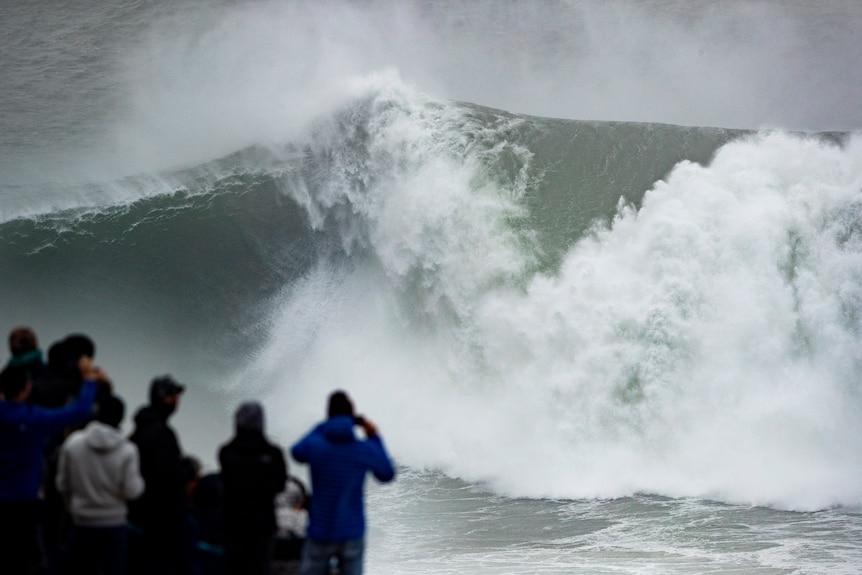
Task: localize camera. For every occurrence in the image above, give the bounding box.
[353,415,366,426]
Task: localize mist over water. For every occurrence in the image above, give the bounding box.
[2,0,860,187]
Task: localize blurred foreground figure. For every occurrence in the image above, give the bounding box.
[128,375,188,575]
[0,359,99,574]
[56,393,144,575]
[219,401,288,575]
[291,391,395,575]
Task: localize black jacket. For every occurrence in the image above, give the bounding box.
[128,404,186,528]
[218,429,288,541]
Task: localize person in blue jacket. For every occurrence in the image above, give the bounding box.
[291,390,395,575]
[0,356,102,574]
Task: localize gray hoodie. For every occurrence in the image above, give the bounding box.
[56,420,145,526]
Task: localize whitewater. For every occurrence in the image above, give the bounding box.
[2,1,862,573]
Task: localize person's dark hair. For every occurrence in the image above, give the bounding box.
[63,334,95,361]
[46,340,67,370]
[46,334,95,378]
[327,390,354,418]
[96,394,125,428]
[8,326,38,357]
[0,364,30,398]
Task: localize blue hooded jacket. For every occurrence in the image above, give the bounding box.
[291,415,395,541]
[0,379,96,501]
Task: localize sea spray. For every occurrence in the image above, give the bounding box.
[257,123,862,510]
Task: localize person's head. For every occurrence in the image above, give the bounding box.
[149,375,185,412]
[96,394,125,428]
[47,334,96,377]
[327,390,354,419]
[8,326,38,358]
[63,334,95,362]
[234,401,265,433]
[46,340,67,371]
[0,364,31,400]
[276,477,308,511]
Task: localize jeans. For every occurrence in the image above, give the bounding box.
[298,537,364,575]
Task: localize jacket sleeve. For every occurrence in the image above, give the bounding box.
[33,379,97,433]
[122,444,146,501]
[290,424,322,463]
[366,435,396,483]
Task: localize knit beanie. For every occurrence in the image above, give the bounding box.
[235,401,264,433]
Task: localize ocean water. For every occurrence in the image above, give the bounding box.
[2,1,862,573]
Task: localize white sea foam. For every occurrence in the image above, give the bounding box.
[255,120,862,511]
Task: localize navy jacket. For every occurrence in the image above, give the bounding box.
[291,415,395,542]
[219,429,288,541]
[0,379,96,501]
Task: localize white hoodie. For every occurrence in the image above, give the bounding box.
[56,420,145,526]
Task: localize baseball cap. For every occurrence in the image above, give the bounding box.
[149,375,185,404]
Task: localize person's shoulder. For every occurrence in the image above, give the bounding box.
[65,426,88,443]
[217,439,233,457]
[265,437,285,453]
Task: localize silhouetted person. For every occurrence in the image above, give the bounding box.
[291,391,395,575]
[128,375,188,575]
[31,334,102,408]
[219,402,288,575]
[0,358,100,574]
[56,393,144,575]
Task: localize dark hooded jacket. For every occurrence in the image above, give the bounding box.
[291,415,395,542]
[128,403,186,528]
[218,429,288,541]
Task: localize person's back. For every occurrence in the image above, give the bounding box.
[290,391,395,575]
[127,375,187,575]
[128,376,185,529]
[0,360,100,574]
[56,393,144,575]
[219,401,288,575]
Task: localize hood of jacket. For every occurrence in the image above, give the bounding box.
[320,415,356,443]
[83,420,125,453]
